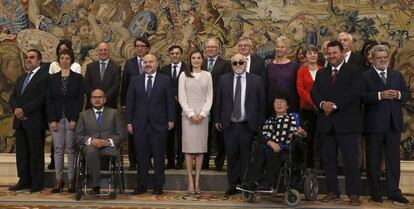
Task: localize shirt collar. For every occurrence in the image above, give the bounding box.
[245,54,251,61]
[332,60,345,71]
[373,66,387,75]
[99,59,109,64]
[208,56,219,61]
[234,72,247,78]
[171,61,182,68]
[146,71,157,78]
[28,66,41,75]
[93,107,104,113]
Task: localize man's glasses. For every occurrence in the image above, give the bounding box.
[232,61,245,66]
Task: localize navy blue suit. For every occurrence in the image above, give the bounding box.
[311,62,363,196]
[126,73,175,189]
[363,68,410,198]
[214,72,266,188]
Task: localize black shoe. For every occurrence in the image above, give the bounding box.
[370,194,383,203]
[166,164,175,169]
[48,161,55,170]
[89,186,100,195]
[257,183,271,191]
[214,166,223,171]
[225,187,239,196]
[152,188,163,195]
[241,182,257,191]
[8,180,30,191]
[175,164,183,170]
[389,195,409,205]
[132,187,147,195]
[202,164,209,170]
[129,165,136,171]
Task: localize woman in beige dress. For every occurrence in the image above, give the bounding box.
[178,50,213,194]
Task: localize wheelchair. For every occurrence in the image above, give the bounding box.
[237,133,319,207]
[74,146,125,200]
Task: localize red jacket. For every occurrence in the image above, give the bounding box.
[296,65,321,110]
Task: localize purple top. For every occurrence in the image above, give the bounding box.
[266,61,299,112]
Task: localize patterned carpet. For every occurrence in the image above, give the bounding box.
[0,187,412,209]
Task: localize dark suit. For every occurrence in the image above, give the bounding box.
[75,108,126,187]
[311,62,363,196]
[363,68,410,198]
[214,72,265,188]
[9,67,48,191]
[347,52,365,70]
[248,55,266,83]
[203,56,232,169]
[160,62,187,167]
[84,60,121,109]
[126,73,175,189]
[121,56,144,168]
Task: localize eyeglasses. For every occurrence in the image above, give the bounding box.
[135,45,147,48]
[232,61,245,66]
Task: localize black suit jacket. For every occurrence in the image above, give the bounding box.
[46,71,85,123]
[214,73,266,131]
[249,55,267,83]
[347,52,365,70]
[84,60,121,108]
[203,56,232,90]
[363,68,410,133]
[160,61,187,96]
[9,67,48,130]
[121,57,142,106]
[311,63,364,133]
[125,73,176,132]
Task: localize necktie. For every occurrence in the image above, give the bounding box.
[96,111,102,128]
[208,59,214,72]
[100,62,106,80]
[172,65,177,80]
[146,75,153,97]
[21,71,33,95]
[380,72,387,85]
[138,58,143,74]
[332,68,338,83]
[233,75,242,120]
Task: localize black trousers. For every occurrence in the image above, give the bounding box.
[166,116,183,166]
[320,132,361,196]
[134,124,167,189]
[300,109,317,168]
[366,131,401,197]
[15,128,45,190]
[127,134,137,167]
[223,123,254,187]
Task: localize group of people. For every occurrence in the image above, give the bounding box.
[8,31,410,206]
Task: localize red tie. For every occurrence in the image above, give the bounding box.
[332,68,338,83]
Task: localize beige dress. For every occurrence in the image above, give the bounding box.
[178,71,213,153]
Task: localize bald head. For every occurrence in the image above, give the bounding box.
[98,42,110,61]
[143,54,158,74]
[231,53,247,75]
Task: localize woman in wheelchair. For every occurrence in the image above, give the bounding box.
[241,93,306,191]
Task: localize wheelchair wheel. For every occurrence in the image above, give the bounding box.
[241,191,255,202]
[109,191,117,199]
[284,189,300,207]
[304,173,318,201]
[75,191,82,201]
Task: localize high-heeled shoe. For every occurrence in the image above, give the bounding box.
[67,179,75,193]
[195,185,201,194]
[51,180,64,193]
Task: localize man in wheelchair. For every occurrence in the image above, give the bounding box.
[241,93,306,191]
[75,89,127,195]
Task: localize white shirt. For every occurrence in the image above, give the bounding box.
[232,72,247,122]
[27,66,41,82]
[171,61,182,78]
[85,107,114,147]
[319,61,345,109]
[145,72,157,91]
[207,56,219,68]
[245,54,251,73]
[344,51,351,63]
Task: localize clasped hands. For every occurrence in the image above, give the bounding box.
[190,115,205,125]
[321,101,336,116]
[380,89,399,100]
[14,108,27,120]
[91,138,111,148]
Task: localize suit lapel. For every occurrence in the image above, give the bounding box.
[246,74,251,99]
[22,69,41,96]
[229,75,235,106]
[87,109,100,131]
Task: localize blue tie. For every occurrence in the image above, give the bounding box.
[96,111,102,128]
[146,75,153,97]
[21,71,33,95]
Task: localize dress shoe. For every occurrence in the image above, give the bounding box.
[175,164,184,170]
[88,186,100,195]
[241,182,257,191]
[51,180,64,193]
[225,187,239,196]
[132,187,147,195]
[48,161,55,170]
[129,165,136,171]
[370,194,383,203]
[8,180,30,191]
[153,188,163,195]
[166,164,175,169]
[67,179,76,193]
[30,188,43,193]
[322,193,340,203]
[389,195,409,205]
[214,166,223,171]
[349,195,361,206]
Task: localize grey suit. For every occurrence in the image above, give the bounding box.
[75,108,127,187]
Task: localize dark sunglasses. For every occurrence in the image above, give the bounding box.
[232,61,245,66]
